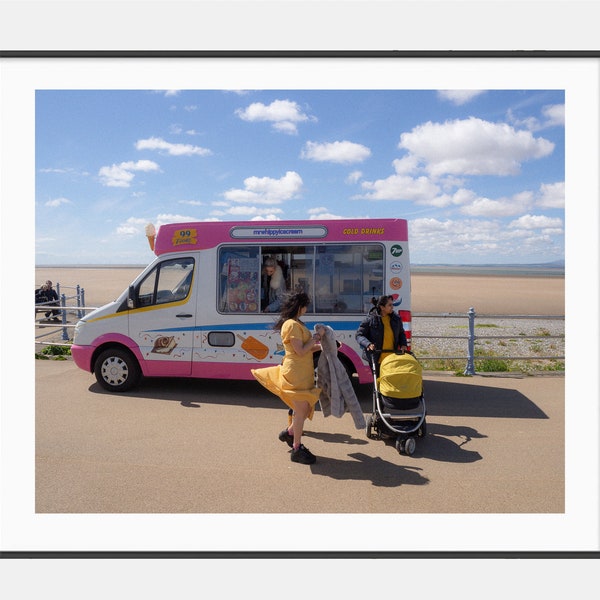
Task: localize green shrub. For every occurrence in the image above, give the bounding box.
[41,344,71,356]
[35,344,72,360]
[476,358,509,372]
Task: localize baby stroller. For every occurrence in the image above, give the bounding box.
[365,350,427,455]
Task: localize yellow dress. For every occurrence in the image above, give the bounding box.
[251,319,321,420]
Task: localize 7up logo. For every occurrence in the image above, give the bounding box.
[390,244,403,257]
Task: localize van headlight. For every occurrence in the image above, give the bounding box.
[73,320,85,340]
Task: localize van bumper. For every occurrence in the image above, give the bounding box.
[71,344,94,372]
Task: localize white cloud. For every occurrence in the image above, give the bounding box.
[541,104,565,127]
[135,137,212,157]
[346,171,362,184]
[235,99,315,135]
[300,140,371,164]
[355,174,441,202]
[250,215,283,221]
[178,200,205,206]
[116,216,148,236]
[309,211,347,220]
[508,214,563,229]
[307,206,345,219]
[45,197,72,207]
[116,213,200,237]
[399,117,555,177]
[507,103,565,132]
[438,90,485,105]
[460,191,535,217]
[392,155,420,175]
[409,216,563,262]
[536,181,564,208]
[98,160,160,187]
[213,206,285,217]
[40,167,73,174]
[154,213,198,226]
[116,225,138,235]
[223,171,303,205]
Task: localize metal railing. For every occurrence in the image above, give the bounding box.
[35,290,565,375]
[35,283,97,346]
[411,307,565,375]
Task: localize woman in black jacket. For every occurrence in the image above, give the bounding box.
[355,295,408,372]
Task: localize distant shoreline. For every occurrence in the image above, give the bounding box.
[35,263,565,278]
[411,266,564,278]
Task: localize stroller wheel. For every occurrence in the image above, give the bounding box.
[366,414,376,439]
[396,437,416,456]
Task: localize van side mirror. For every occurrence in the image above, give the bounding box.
[127,285,136,309]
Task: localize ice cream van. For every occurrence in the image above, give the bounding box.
[71,218,412,392]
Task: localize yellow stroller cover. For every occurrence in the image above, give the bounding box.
[377,353,422,399]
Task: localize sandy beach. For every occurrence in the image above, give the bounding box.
[35,266,565,316]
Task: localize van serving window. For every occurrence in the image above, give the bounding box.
[217,244,384,315]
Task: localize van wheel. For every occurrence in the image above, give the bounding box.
[94,348,141,392]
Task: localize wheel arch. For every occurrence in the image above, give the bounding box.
[91,339,144,375]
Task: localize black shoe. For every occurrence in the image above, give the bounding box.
[278,429,294,448]
[291,444,316,465]
[52,317,60,323]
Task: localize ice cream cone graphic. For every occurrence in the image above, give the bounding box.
[145,223,156,251]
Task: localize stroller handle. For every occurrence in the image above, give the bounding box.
[365,347,411,370]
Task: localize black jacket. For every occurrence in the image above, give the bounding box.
[355,310,408,360]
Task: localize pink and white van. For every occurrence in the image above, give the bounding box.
[71,218,411,391]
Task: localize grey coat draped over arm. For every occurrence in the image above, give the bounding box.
[315,324,366,429]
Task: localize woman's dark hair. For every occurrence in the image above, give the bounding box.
[377,295,392,307]
[273,292,311,330]
[370,294,392,314]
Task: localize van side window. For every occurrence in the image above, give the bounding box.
[217,244,384,315]
[137,258,195,307]
[218,248,260,312]
[314,244,383,313]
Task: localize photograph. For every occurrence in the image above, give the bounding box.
[5,54,592,547]
[1,0,599,594]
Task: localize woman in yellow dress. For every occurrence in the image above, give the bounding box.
[251,292,322,464]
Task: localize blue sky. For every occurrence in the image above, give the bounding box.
[35,88,565,265]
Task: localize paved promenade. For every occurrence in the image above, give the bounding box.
[34,360,564,513]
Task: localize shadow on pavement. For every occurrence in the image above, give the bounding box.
[356,378,550,420]
[304,423,483,465]
[303,430,369,446]
[308,451,430,487]
[423,379,549,419]
[89,377,286,410]
[90,376,549,420]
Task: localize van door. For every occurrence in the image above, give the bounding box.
[128,257,196,377]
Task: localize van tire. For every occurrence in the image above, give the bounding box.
[94,348,141,392]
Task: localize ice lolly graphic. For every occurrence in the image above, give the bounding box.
[145,223,156,251]
[237,334,269,360]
